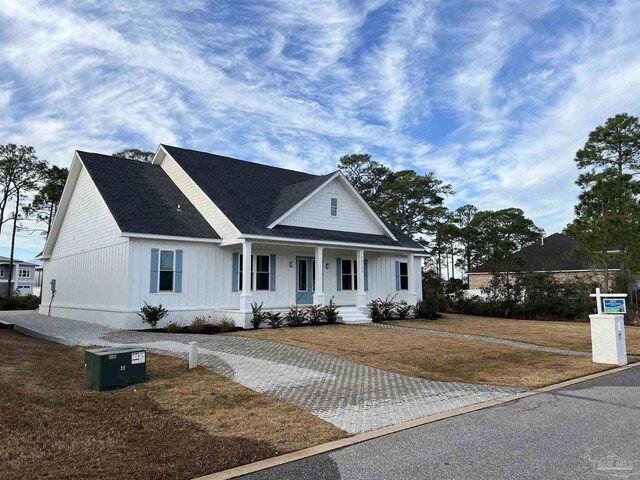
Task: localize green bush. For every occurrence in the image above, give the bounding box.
[414,298,440,319]
[137,302,169,329]
[0,294,40,311]
[367,299,382,322]
[250,302,265,329]
[395,303,413,319]
[325,298,338,324]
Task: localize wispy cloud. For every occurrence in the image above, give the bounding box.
[0,0,638,259]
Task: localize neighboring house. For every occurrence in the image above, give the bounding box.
[39,145,426,329]
[467,233,619,290]
[0,256,37,296]
[29,259,44,297]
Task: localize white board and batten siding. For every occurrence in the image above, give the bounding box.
[279,178,386,235]
[39,167,130,326]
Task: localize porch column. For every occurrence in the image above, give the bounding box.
[313,246,325,305]
[239,241,252,312]
[406,252,418,305]
[356,249,367,307]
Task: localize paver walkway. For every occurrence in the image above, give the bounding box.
[1,311,522,434]
[373,322,592,357]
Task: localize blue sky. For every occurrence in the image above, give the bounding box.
[1,0,639,261]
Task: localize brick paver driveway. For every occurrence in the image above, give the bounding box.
[2,312,522,434]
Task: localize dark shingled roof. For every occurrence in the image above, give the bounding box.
[78,152,219,239]
[469,233,590,273]
[162,145,423,249]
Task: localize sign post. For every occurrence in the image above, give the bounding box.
[589,288,627,366]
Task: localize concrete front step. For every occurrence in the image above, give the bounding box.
[337,307,371,324]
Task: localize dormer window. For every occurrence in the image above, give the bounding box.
[330,197,338,216]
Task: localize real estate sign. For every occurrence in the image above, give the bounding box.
[603,298,626,314]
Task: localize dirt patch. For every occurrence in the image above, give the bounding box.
[0,330,346,480]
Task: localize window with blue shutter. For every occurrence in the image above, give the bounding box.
[232,252,239,292]
[175,250,183,293]
[336,258,342,291]
[395,261,400,291]
[330,197,338,216]
[150,248,159,293]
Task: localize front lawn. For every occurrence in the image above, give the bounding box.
[0,330,346,480]
[385,313,640,356]
[234,324,612,389]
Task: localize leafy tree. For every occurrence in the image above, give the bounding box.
[575,113,639,184]
[23,165,69,236]
[566,113,640,296]
[379,170,453,239]
[471,208,544,264]
[452,204,480,274]
[112,148,154,162]
[0,145,47,297]
[338,153,391,211]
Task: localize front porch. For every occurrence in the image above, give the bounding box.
[220,240,422,328]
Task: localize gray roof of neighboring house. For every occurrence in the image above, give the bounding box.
[78,152,220,240]
[162,145,424,249]
[469,233,603,273]
[0,256,38,267]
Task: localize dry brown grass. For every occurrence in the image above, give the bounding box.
[0,330,346,480]
[386,313,640,355]
[235,324,612,389]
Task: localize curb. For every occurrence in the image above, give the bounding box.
[194,361,640,480]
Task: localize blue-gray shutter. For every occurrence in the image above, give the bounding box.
[150,248,159,293]
[364,259,369,291]
[269,254,276,291]
[336,258,342,291]
[395,261,401,291]
[232,252,239,292]
[175,249,183,293]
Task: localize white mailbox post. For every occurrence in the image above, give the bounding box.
[589,288,627,366]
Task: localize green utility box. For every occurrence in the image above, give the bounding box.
[84,346,147,391]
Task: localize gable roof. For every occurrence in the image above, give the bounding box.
[78,152,219,240]
[469,233,596,273]
[161,145,422,250]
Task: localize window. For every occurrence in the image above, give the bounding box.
[341,259,358,291]
[19,267,30,278]
[255,255,270,290]
[399,262,409,290]
[330,197,338,216]
[238,254,270,291]
[159,250,175,291]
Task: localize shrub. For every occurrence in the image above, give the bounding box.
[379,294,397,320]
[164,321,183,333]
[325,298,338,324]
[0,294,40,311]
[137,302,169,329]
[188,315,212,333]
[368,299,382,322]
[395,302,413,319]
[286,306,307,327]
[250,302,265,329]
[214,316,236,333]
[265,311,285,328]
[306,304,326,325]
[414,298,440,319]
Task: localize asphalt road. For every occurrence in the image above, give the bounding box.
[241,365,640,480]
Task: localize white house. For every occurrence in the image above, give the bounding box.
[0,256,37,296]
[39,145,426,329]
